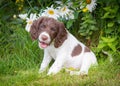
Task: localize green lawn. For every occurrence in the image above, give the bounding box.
[0,58,120,86]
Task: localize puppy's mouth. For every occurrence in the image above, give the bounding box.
[39,41,50,49]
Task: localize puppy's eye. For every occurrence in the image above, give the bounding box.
[40,24,46,28]
[51,27,56,31]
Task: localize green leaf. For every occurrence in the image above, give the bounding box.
[107,43,116,52]
[116,14,120,24]
[90,26,97,30]
[97,41,107,50]
[101,37,116,43]
[103,6,118,13]
[105,28,113,34]
[74,12,79,19]
[103,6,111,12]
[101,12,110,19]
[101,12,115,19]
[107,22,114,27]
[80,33,85,36]
[67,20,74,29]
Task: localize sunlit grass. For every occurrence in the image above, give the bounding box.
[0,57,120,86]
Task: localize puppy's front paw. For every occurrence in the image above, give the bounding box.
[70,71,80,76]
[38,68,45,74]
[79,71,88,77]
[47,72,52,75]
[70,71,88,76]
[47,68,60,75]
[38,70,43,74]
[47,70,56,75]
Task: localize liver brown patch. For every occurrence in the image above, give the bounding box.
[71,44,82,57]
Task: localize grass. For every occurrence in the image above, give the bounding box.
[0,59,120,86]
[0,27,120,86]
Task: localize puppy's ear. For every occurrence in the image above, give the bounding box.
[54,22,67,48]
[30,17,44,40]
[30,20,38,40]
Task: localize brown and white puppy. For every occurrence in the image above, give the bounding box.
[30,17,97,75]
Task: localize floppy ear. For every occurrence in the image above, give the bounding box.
[54,22,67,48]
[30,17,44,40]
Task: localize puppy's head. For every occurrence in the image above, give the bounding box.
[30,17,67,49]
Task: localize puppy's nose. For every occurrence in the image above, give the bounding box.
[41,35,48,41]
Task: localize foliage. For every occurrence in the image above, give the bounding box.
[79,12,97,39]
[97,37,118,52]
[0,0,120,85]
[95,0,120,59]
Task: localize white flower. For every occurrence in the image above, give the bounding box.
[86,0,97,12]
[41,6,59,19]
[55,1,62,5]
[66,2,73,7]
[68,11,74,19]
[25,13,37,32]
[58,6,74,20]
[55,1,73,7]
[19,13,27,20]
[79,1,84,9]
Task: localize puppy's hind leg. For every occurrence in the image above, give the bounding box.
[70,53,97,76]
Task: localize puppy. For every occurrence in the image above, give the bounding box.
[30,17,97,75]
